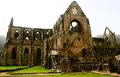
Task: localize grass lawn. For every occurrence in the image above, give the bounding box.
[0,66,116,77]
[7,72,115,77]
[10,66,50,74]
[0,66,28,70]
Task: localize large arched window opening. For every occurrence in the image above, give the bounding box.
[69,20,82,33]
[14,30,19,39]
[36,48,41,65]
[11,47,17,59]
[35,31,41,40]
[45,31,49,38]
[24,30,30,40]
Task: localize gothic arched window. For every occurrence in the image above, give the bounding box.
[69,20,82,33]
[25,30,30,40]
[35,31,40,40]
[14,30,19,39]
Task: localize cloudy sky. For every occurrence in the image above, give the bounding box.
[0,0,120,37]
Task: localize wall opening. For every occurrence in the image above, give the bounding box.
[35,31,41,40]
[82,49,87,57]
[69,20,82,33]
[14,30,19,39]
[11,47,17,59]
[24,47,29,65]
[46,31,49,38]
[36,48,41,65]
[25,30,30,40]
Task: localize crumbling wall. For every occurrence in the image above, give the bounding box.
[104,27,117,47]
[4,18,51,66]
[46,1,94,72]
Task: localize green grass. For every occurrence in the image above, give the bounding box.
[10,66,50,74]
[6,72,115,77]
[0,66,116,77]
[0,66,28,70]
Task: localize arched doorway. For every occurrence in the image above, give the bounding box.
[82,49,87,57]
[36,48,41,65]
[11,47,17,60]
[11,47,17,65]
[24,48,29,65]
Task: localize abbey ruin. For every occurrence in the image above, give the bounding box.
[3,1,120,72]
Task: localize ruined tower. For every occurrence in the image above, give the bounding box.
[45,1,94,71]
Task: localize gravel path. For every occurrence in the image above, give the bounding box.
[92,71,120,77]
[0,72,11,76]
[0,72,61,77]
[0,71,120,77]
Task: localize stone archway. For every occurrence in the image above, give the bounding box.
[11,47,17,60]
[24,48,29,65]
[69,19,83,34]
[11,47,17,65]
[14,30,19,39]
[36,48,41,65]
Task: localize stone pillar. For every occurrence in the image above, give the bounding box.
[18,43,22,66]
[43,39,47,66]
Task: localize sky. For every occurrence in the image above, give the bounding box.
[0,0,120,37]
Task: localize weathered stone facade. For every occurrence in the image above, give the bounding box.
[4,17,52,66]
[4,1,119,72]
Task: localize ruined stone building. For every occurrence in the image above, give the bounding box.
[4,1,120,71]
[4,18,51,66]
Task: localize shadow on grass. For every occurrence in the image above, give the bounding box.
[0,66,29,72]
[9,66,50,74]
